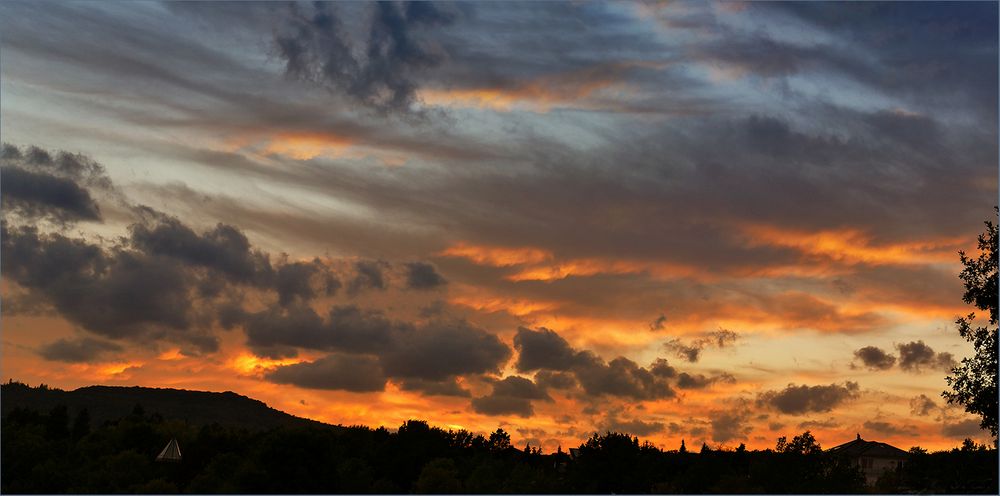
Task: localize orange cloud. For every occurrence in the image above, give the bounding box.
[440,242,552,267]
[229,353,306,377]
[261,131,355,160]
[741,224,966,267]
[440,242,703,282]
[420,61,662,112]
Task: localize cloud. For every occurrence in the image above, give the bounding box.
[242,303,511,381]
[909,394,939,417]
[1,224,217,352]
[513,326,585,372]
[1,144,113,224]
[896,341,957,373]
[274,259,340,306]
[852,346,897,371]
[602,415,665,436]
[649,358,678,378]
[863,420,918,437]
[265,353,387,392]
[348,260,389,295]
[398,377,470,397]
[471,376,549,417]
[533,370,578,390]
[37,337,123,363]
[758,382,860,414]
[129,216,273,285]
[676,372,736,390]
[404,261,447,289]
[378,319,511,381]
[663,328,740,363]
[573,354,675,400]
[274,1,454,114]
[711,407,752,443]
[941,419,989,438]
[798,418,839,429]
[514,327,685,399]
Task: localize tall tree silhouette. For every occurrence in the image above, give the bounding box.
[944,207,998,440]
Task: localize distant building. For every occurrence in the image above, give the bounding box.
[827,434,907,484]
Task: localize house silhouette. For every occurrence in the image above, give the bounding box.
[827,433,908,485]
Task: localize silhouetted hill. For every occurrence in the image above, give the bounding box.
[1,381,338,431]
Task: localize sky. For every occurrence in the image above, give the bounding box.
[1,1,997,452]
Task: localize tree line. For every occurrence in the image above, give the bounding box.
[3,400,996,494]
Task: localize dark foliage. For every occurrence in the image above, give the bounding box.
[3,383,995,494]
[944,207,999,441]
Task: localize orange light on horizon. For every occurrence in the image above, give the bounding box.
[229,353,305,376]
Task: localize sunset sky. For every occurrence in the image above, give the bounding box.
[1,1,997,452]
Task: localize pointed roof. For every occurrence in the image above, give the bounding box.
[828,435,908,458]
[156,438,182,462]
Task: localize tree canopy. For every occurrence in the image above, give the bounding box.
[944,207,998,441]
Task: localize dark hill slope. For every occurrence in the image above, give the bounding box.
[1,382,339,431]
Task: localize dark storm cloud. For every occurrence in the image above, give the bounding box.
[573,354,675,401]
[676,372,736,390]
[404,261,447,290]
[758,382,860,415]
[711,408,752,443]
[348,260,389,295]
[514,327,695,400]
[0,144,114,224]
[852,346,897,371]
[471,375,550,417]
[909,394,939,417]
[275,259,339,306]
[649,358,677,378]
[1,166,102,223]
[37,337,122,363]
[663,328,739,363]
[130,217,273,284]
[471,395,533,417]
[863,420,918,437]
[896,341,957,373]
[533,370,577,390]
[379,320,511,381]
[274,1,454,114]
[243,304,401,358]
[602,415,665,437]
[1,224,217,352]
[265,353,387,392]
[489,375,551,401]
[513,326,584,372]
[398,377,470,398]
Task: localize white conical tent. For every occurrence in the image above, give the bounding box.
[156,438,182,462]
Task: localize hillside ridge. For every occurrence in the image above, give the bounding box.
[1,381,338,431]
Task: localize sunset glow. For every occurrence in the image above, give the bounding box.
[1,0,996,458]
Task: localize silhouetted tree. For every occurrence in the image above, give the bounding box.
[487,428,510,452]
[679,439,687,453]
[944,207,998,441]
[782,431,821,454]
